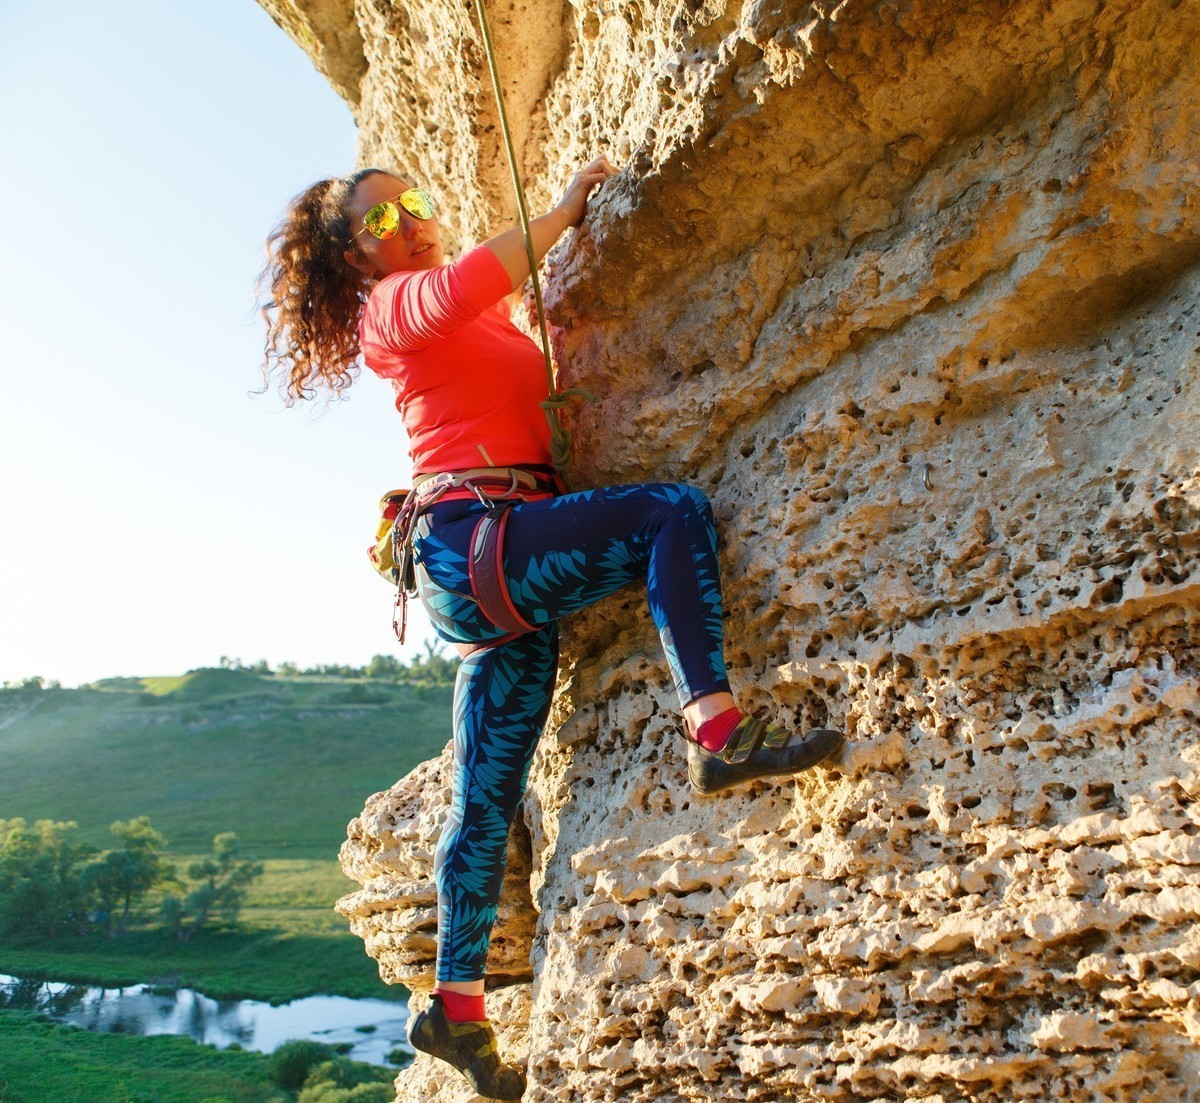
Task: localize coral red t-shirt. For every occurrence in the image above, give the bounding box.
[359,244,553,477]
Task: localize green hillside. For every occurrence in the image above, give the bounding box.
[0,670,453,859]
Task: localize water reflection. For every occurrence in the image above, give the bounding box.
[0,974,411,1066]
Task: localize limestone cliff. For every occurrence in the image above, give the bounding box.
[259,0,1200,1099]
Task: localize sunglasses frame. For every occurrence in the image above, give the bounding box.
[350,188,436,243]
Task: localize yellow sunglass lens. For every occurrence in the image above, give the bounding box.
[364,203,401,239]
[399,189,434,220]
[363,190,435,240]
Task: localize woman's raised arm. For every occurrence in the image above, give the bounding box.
[483,156,618,290]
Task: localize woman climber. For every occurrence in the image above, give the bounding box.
[259,158,843,1100]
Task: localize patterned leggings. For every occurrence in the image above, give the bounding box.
[412,483,731,981]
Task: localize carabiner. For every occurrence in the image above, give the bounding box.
[470,480,496,508]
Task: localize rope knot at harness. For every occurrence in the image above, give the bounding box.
[540,388,598,473]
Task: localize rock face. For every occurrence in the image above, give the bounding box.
[260,0,1200,1099]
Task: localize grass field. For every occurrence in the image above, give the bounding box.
[0,671,453,857]
[0,1010,290,1103]
[0,671,451,998]
[0,673,434,1101]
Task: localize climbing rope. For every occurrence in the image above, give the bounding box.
[471,0,593,480]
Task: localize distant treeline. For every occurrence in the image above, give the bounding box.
[2,676,63,691]
[2,641,459,693]
[216,641,457,683]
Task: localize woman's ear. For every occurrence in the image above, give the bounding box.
[344,247,376,278]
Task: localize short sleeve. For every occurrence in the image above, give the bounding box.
[362,245,513,356]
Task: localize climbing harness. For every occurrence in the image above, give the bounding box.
[369,467,561,651]
[470,0,594,478]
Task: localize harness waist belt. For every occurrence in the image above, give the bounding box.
[413,466,558,495]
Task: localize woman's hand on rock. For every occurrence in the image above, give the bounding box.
[555,156,619,227]
[485,156,618,288]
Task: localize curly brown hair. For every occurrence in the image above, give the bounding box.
[258,168,386,403]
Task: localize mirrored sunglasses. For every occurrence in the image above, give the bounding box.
[351,189,436,242]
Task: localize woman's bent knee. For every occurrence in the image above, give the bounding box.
[665,482,714,522]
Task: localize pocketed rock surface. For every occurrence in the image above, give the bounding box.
[260,0,1200,1098]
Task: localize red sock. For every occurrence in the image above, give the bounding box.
[695,707,744,752]
[436,989,486,1022]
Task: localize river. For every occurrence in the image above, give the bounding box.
[0,973,412,1067]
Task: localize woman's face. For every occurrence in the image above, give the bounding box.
[345,173,445,278]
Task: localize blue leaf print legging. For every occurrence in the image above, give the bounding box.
[412,482,732,981]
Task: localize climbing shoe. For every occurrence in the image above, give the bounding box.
[407,994,526,1100]
[688,717,844,796]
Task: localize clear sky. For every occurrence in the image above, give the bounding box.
[0,0,439,687]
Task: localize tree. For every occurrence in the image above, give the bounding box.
[1,675,45,692]
[404,640,458,684]
[161,832,263,943]
[82,816,170,937]
[364,654,402,680]
[0,819,95,938]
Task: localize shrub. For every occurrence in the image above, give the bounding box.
[302,1058,364,1090]
[347,1085,394,1102]
[297,1087,341,1103]
[267,1039,339,1090]
[297,1083,394,1103]
[297,1057,394,1103]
